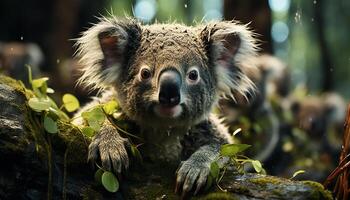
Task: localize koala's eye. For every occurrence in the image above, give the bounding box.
[140,67,152,80]
[187,68,200,83]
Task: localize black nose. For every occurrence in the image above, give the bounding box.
[158,70,181,106]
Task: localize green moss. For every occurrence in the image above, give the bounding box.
[56,121,90,166]
[302,181,333,200]
[201,192,239,200]
[233,185,250,194]
[250,176,288,186]
[0,75,33,99]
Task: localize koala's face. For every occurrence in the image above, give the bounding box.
[76,18,257,128]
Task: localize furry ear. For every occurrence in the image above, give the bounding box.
[75,17,141,90]
[199,21,258,100]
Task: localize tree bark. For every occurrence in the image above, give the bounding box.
[314,0,334,91]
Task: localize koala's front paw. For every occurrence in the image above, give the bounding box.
[175,157,210,197]
[88,125,130,174]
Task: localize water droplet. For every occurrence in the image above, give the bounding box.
[184,4,187,8]
[294,11,302,23]
[20,36,23,40]
[313,0,317,4]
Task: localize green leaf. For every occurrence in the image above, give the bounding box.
[81,127,95,137]
[88,119,101,131]
[26,65,32,84]
[103,100,119,115]
[91,107,105,123]
[28,97,51,111]
[220,144,251,157]
[40,81,48,95]
[101,171,119,193]
[204,173,213,191]
[62,94,80,112]
[291,170,306,179]
[82,107,105,122]
[32,77,49,89]
[131,145,143,162]
[44,116,58,134]
[94,168,104,185]
[46,88,55,94]
[210,161,220,179]
[82,107,105,131]
[251,160,263,173]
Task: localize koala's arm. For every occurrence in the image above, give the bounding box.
[176,114,232,196]
[72,89,130,174]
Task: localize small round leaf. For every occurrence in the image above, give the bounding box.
[28,97,51,111]
[94,168,104,185]
[103,100,119,115]
[62,94,80,112]
[44,116,58,134]
[82,127,95,137]
[101,171,119,193]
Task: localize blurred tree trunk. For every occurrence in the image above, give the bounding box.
[50,0,80,60]
[314,0,334,91]
[223,0,272,53]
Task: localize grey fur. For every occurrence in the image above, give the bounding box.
[73,17,257,197]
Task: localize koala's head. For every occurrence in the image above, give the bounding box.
[76,17,257,128]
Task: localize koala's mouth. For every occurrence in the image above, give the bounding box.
[153,104,183,118]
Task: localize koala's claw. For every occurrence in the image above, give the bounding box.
[88,125,130,174]
[175,159,210,198]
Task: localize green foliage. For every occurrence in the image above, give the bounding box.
[26,66,75,136]
[28,97,51,111]
[94,168,104,185]
[220,144,251,157]
[81,107,105,132]
[81,127,95,137]
[103,100,119,115]
[208,129,266,192]
[210,161,220,180]
[44,116,58,134]
[291,170,306,180]
[101,171,119,193]
[62,94,80,112]
[251,160,263,173]
[131,145,143,162]
[25,67,134,194]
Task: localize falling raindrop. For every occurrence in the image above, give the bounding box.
[20,36,23,41]
[184,4,187,8]
[313,0,317,4]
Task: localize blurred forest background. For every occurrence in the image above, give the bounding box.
[0,0,349,183]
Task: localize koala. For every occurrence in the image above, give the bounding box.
[73,17,257,197]
[218,54,289,163]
